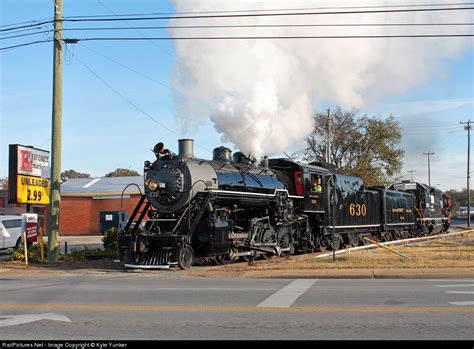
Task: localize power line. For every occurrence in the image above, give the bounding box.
[0,30,52,41]
[62,2,474,19]
[61,22,474,32]
[94,0,174,58]
[63,34,474,44]
[73,54,211,153]
[0,20,53,32]
[0,39,52,52]
[2,2,470,30]
[0,24,52,36]
[78,43,175,91]
[61,6,474,23]
[73,55,181,137]
[5,30,473,52]
[4,2,470,30]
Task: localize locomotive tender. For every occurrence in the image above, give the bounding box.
[117,139,450,269]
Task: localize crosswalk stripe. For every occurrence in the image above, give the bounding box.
[257,279,317,308]
[448,301,474,306]
[436,284,474,288]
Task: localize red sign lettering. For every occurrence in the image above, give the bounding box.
[19,150,33,172]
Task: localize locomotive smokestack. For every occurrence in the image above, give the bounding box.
[178,139,195,158]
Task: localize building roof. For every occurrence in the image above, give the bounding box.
[61,176,144,197]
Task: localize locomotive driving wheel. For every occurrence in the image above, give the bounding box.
[277,226,294,256]
[215,249,234,265]
[177,245,194,270]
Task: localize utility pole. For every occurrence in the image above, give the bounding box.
[461,120,472,228]
[326,108,331,164]
[48,0,63,264]
[423,152,435,187]
[407,170,416,181]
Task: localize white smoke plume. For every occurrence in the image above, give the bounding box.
[169,0,473,158]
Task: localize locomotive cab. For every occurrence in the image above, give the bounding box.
[302,171,327,213]
[268,159,330,212]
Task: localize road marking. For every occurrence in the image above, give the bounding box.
[0,313,71,328]
[257,279,317,308]
[0,303,473,313]
[155,287,275,291]
[448,301,474,306]
[434,282,474,306]
[429,280,474,282]
[435,284,474,288]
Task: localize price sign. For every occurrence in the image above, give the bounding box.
[16,175,50,205]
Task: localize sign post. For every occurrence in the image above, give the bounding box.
[23,231,28,266]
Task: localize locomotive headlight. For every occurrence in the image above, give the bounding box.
[145,179,159,192]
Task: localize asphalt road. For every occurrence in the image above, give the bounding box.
[0,272,473,340]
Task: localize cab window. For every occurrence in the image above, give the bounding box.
[311,174,323,193]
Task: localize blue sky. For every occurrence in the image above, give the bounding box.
[1,0,473,191]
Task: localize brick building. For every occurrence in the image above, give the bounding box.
[0,176,143,235]
[0,178,47,228]
[60,176,143,235]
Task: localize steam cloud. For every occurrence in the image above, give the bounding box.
[169,0,473,158]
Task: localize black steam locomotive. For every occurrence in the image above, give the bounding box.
[117,139,450,269]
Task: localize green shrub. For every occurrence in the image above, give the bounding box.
[9,244,47,263]
[67,246,117,261]
[102,227,119,251]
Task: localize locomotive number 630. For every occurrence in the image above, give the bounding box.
[349,203,367,217]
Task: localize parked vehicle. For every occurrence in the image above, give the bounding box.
[0,215,23,250]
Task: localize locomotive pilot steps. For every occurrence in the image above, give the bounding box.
[117,139,451,269]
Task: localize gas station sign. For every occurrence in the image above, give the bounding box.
[8,144,50,205]
[16,175,50,205]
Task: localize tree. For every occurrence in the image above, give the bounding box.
[61,169,90,183]
[105,168,140,177]
[445,189,465,212]
[304,107,404,186]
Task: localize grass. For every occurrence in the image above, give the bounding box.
[198,230,474,273]
[291,231,474,269]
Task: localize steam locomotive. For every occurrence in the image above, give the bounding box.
[117,139,451,269]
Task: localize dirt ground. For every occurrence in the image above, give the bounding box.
[1,230,473,274]
[195,230,474,273]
